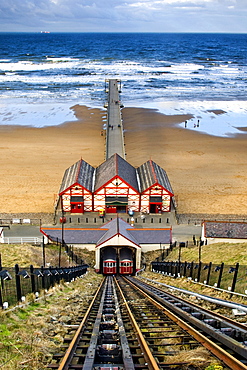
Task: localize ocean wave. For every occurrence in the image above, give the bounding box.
[0,32,247,136]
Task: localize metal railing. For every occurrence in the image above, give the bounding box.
[3,237,43,244]
[0,263,88,309]
[151,260,247,296]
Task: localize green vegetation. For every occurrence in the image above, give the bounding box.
[0,243,66,267]
[164,242,247,265]
[0,242,245,369]
[0,272,103,370]
[0,243,94,268]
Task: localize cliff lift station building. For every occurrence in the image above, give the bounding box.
[55,153,175,216]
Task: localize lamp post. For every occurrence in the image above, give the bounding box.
[178,243,182,264]
[59,209,65,268]
[198,239,202,264]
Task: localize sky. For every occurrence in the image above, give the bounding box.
[0,0,247,33]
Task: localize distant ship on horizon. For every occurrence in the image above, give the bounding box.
[41,31,50,33]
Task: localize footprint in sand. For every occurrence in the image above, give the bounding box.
[187,150,205,156]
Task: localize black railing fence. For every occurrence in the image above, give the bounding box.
[0,263,88,309]
[151,261,247,296]
[48,236,85,266]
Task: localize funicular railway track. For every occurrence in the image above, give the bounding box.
[49,275,247,370]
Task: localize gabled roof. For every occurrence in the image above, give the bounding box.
[204,221,247,239]
[96,218,140,247]
[94,153,139,192]
[41,218,172,247]
[59,159,95,194]
[137,160,174,195]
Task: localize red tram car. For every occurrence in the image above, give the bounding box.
[119,247,133,275]
[102,247,117,275]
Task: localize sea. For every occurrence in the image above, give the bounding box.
[0,32,246,137]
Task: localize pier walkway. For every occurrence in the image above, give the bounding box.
[105,79,125,160]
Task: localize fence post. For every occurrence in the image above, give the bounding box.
[0,283,3,309]
[197,261,202,282]
[15,264,22,302]
[230,263,239,295]
[206,262,212,285]
[42,236,46,267]
[41,266,45,289]
[174,262,178,278]
[30,265,35,293]
[169,261,172,275]
[0,254,3,307]
[190,261,194,278]
[217,262,224,288]
[49,267,54,287]
[183,261,187,277]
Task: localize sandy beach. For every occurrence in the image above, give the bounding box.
[0,104,247,215]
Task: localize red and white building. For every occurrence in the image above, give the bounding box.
[58,159,94,213]
[56,153,175,215]
[138,160,174,213]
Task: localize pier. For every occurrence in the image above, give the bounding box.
[105,79,125,160]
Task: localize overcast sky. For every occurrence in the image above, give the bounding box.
[0,0,247,33]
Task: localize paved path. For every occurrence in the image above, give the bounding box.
[105,79,125,160]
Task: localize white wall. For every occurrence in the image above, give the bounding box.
[0,227,4,243]
[140,243,170,252]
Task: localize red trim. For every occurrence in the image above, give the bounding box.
[94,175,139,195]
[59,182,92,196]
[149,160,158,183]
[76,159,83,182]
[126,227,171,231]
[96,233,141,248]
[142,182,174,197]
[42,227,103,231]
[115,153,118,176]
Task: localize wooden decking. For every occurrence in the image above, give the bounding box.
[105,79,125,160]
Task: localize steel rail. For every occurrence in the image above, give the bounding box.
[111,277,136,370]
[139,276,247,332]
[58,277,105,370]
[134,276,247,359]
[82,277,108,370]
[114,276,160,370]
[142,276,247,313]
[126,276,247,370]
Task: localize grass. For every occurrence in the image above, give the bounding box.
[0,243,69,268]
[163,242,247,265]
[0,272,103,370]
[0,241,245,369]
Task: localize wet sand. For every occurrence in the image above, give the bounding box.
[0,104,247,215]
